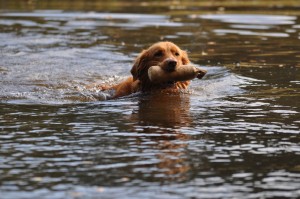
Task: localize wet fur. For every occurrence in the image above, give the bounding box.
[99,42,191,98]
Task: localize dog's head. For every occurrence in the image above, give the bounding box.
[130,42,190,87]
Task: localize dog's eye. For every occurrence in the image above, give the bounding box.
[175,52,180,56]
[154,51,163,57]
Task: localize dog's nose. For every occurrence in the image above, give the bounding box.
[165,59,177,72]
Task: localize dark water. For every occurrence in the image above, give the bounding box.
[0,1,299,198]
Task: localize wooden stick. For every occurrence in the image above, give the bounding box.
[148,65,207,84]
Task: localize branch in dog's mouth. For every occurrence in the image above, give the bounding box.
[148,64,207,84]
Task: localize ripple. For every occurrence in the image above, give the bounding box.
[0,11,184,29]
[197,14,296,25]
[213,29,290,37]
[192,14,297,38]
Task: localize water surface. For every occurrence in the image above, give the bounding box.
[0,1,299,198]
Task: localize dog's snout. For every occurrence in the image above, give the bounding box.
[168,59,177,68]
[164,58,177,72]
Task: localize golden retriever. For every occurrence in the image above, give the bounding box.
[99,41,200,99]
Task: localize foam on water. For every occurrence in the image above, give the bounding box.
[0,61,253,104]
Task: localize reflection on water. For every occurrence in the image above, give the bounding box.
[0,0,300,198]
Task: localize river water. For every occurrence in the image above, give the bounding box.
[0,1,299,198]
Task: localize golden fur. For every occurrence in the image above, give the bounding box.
[99,42,191,98]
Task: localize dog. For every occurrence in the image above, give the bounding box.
[98,41,204,99]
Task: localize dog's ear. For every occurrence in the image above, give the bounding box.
[131,50,147,81]
[181,50,190,65]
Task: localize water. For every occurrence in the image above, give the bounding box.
[0,1,299,198]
